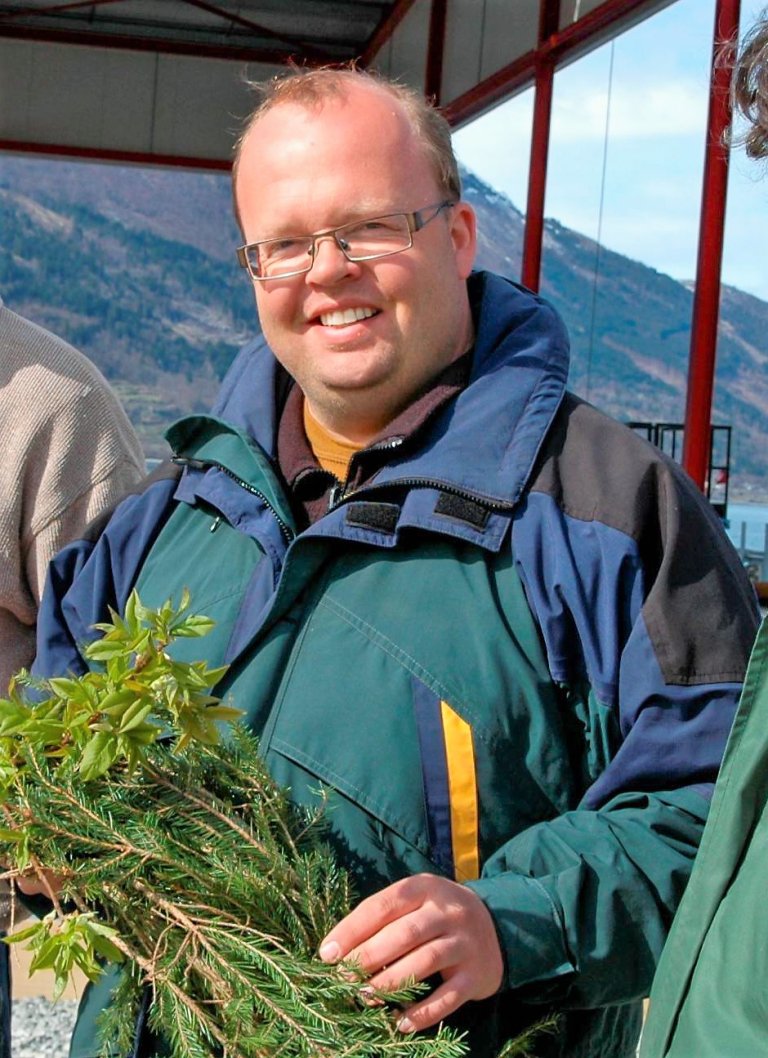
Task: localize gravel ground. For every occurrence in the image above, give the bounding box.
[12,997,77,1058]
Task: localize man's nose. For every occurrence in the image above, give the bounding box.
[307,233,358,283]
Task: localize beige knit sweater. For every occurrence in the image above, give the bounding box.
[0,297,145,692]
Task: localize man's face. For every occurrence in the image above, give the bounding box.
[234,83,477,442]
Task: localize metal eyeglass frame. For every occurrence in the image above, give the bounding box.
[236,200,455,281]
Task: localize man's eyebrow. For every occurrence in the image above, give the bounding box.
[253,204,405,241]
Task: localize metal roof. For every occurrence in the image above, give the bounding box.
[0,0,395,65]
[0,0,676,168]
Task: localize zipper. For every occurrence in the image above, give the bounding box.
[324,435,516,514]
[326,474,517,515]
[172,456,294,543]
[327,436,404,512]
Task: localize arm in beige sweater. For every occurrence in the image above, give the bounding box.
[0,298,145,692]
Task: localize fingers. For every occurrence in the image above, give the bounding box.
[319,874,428,964]
[396,972,471,1034]
[319,873,504,1033]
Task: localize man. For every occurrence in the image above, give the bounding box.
[0,295,145,1054]
[29,69,758,1058]
[639,17,768,1057]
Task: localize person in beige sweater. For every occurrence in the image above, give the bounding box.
[0,294,145,1055]
[0,296,145,692]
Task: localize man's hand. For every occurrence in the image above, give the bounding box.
[318,873,503,1033]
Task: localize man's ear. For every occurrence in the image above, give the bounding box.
[449,201,477,279]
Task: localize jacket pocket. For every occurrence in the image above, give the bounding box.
[260,596,481,889]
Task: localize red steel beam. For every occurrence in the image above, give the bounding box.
[682,0,740,490]
[521,0,559,292]
[444,0,673,127]
[0,0,125,18]
[0,138,231,171]
[0,21,314,62]
[425,0,447,104]
[0,0,335,63]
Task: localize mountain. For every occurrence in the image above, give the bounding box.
[1,153,766,495]
[0,157,254,459]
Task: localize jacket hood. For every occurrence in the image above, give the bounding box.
[207,270,569,509]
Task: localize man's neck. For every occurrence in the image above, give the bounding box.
[303,402,362,481]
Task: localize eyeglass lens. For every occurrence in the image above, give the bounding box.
[251,214,413,277]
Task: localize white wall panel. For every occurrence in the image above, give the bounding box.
[151,54,251,159]
[0,41,154,151]
[373,0,430,93]
[442,0,538,107]
[0,39,275,162]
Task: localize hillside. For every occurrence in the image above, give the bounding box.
[1,153,766,493]
[0,159,254,458]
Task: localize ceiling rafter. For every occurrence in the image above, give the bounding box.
[0,0,125,19]
[177,0,335,61]
[0,0,338,62]
[0,20,313,62]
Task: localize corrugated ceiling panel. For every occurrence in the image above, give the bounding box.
[442,0,538,105]
[150,54,253,159]
[0,40,156,152]
[0,38,265,160]
[559,0,612,26]
[373,0,431,92]
[479,0,538,79]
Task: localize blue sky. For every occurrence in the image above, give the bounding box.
[453,0,768,302]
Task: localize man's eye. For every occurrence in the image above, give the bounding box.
[271,238,303,254]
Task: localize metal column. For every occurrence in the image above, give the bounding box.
[521,0,560,292]
[682,0,741,489]
[425,0,448,104]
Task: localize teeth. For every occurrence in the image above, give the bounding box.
[319,307,376,327]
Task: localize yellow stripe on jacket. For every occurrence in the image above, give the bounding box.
[440,700,479,881]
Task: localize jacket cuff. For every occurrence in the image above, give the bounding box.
[465,872,575,993]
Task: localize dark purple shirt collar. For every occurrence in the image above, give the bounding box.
[277,350,473,526]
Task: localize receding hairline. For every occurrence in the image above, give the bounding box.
[231,67,462,224]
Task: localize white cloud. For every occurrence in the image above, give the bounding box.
[551,81,708,141]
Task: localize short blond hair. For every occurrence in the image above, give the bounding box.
[232,66,461,215]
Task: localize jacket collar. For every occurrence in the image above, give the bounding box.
[176,271,569,513]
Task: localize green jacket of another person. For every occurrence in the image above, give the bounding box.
[640,613,768,1057]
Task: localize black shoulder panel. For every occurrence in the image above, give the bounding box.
[528,394,758,684]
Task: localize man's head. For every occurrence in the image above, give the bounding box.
[232,68,477,444]
[733,14,768,160]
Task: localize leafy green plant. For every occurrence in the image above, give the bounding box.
[0,591,556,1057]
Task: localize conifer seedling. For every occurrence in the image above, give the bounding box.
[0,590,556,1058]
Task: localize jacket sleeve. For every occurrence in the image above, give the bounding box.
[32,474,180,681]
[466,399,760,1007]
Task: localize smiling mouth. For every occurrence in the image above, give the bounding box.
[319,307,378,327]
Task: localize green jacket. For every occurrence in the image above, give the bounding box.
[640,614,768,1058]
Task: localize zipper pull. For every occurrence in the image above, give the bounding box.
[328,480,345,510]
[210,515,222,533]
[172,456,208,470]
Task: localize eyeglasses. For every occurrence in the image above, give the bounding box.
[236,200,455,281]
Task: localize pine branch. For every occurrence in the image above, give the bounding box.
[0,590,557,1057]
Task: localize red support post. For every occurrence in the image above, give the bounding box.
[425,0,448,104]
[521,58,554,291]
[521,0,560,293]
[682,0,741,490]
